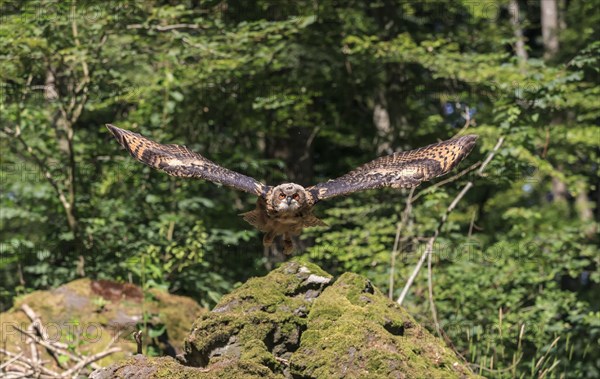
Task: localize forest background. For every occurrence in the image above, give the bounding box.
[1,0,598,377]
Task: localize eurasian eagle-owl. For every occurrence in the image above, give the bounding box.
[107,124,477,253]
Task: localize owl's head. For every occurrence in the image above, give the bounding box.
[271,183,307,213]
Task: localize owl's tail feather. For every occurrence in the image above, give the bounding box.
[303,214,328,228]
[240,210,269,232]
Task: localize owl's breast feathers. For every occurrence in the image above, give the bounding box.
[241,188,325,234]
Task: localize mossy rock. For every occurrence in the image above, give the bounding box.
[0,278,205,371]
[289,272,474,378]
[91,262,480,378]
[184,261,332,370]
[89,354,282,379]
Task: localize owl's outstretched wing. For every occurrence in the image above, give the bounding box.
[307,134,477,201]
[106,124,269,197]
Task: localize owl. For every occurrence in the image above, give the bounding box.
[106,125,477,254]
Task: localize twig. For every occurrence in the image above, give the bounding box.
[388,187,415,298]
[467,210,477,239]
[59,347,121,378]
[534,337,560,371]
[0,348,60,377]
[2,128,69,210]
[397,135,505,305]
[2,371,35,379]
[427,239,441,337]
[134,330,143,355]
[2,126,81,242]
[25,318,40,370]
[541,128,550,158]
[411,161,481,203]
[11,326,81,364]
[0,353,24,371]
[0,355,30,372]
[21,304,51,341]
[457,106,472,134]
[181,37,229,57]
[127,23,201,31]
[397,183,473,305]
[300,127,321,162]
[478,137,505,175]
[388,227,402,299]
[20,305,42,369]
[3,321,123,378]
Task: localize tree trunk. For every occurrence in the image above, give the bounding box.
[373,89,393,155]
[541,0,560,59]
[509,0,528,63]
[551,176,568,202]
[541,0,567,212]
[575,181,596,239]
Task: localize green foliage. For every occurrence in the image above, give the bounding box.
[1,1,598,377]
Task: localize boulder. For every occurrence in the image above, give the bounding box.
[91,262,479,378]
[0,278,205,371]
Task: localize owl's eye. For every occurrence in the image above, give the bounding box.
[292,193,300,200]
[279,193,286,200]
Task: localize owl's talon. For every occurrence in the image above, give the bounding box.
[263,233,275,247]
[283,239,294,255]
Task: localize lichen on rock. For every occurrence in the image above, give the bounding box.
[91,261,480,378]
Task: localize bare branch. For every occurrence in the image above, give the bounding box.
[127,23,201,31]
[457,105,472,135]
[0,352,24,371]
[71,0,90,92]
[388,187,415,298]
[25,316,40,368]
[397,135,505,305]
[478,137,505,175]
[21,304,50,341]
[11,326,81,365]
[134,330,143,355]
[509,0,529,63]
[2,307,123,378]
[0,348,61,377]
[1,127,75,230]
[60,347,122,378]
[411,161,481,203]
[467,210,477,239]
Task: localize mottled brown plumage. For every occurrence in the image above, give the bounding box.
[106,125,267,196]
[308,134,478,200]
[107,124,477,254]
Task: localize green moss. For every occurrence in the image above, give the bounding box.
[240,339,281,372]
[93,262,478,379]
[2,278,205,371]
[185,261,330,371]
[290,272,480,378]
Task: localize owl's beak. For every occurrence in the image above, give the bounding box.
[286,197,292,205]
